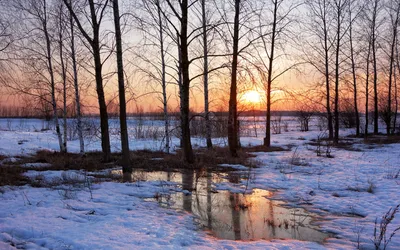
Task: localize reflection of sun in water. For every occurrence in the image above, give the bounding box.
[242,90,262,104]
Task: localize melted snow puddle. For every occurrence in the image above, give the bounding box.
[126,169,331,243]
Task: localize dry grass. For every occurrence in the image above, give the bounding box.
[309,138,361,152]
[0,166,30,186]
[363,135,400,145]
[130,147,260,172]
[18,150,114,172]
[333,142,362,152]
[242,145,287,154]
[0,145,268,186]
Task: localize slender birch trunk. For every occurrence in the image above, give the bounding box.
[69,4,84,154]
[201,0,212,149]
[43,0,65,153]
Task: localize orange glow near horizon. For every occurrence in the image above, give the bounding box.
[242,90,262,105]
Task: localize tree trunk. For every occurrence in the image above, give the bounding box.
[58,8,68,152]
[180,0,194,163]
[364,38,372,138]
[63,0,111,161]
[90,0,111,161]
[156,0,170,153]
[372,0,379,135]
[201,0,212,149]
[333,2,341,144]
[393,67,398,134]
[69,4,84,154]
[264,0,278,147]
[43,0,65,153]
[394,40,400,133]
[387,3,400,135]
[323,6,333,140]
[349,6,360,137]
[112,0,130,172]
[93,42,111,161]
[177,32,184,149]
[228,0,240,157]
[365,39,372,138]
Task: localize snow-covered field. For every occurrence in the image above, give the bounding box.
[0,117,399,249]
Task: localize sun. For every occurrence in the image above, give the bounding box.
[242,90,262,104]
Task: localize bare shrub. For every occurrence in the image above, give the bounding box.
[340,101,356,128]
[367,179,376,194]
[271,115,282,134]
[289,147,308,166]
[373,204,400,250]
[190,117,205,137]
[325,141,332,158]
[316,133,324,157]
[297,111,313,132]
[58,187,77,200]
[132,124,163,140]
[81,118,100,139]
[282,120,289,132]
[379,104,394,134]
[314,132,332,158]
[384,165,400,179]
[213,115,228,138]
[317,114,328,131]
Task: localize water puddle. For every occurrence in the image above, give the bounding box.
[125,169,331,242]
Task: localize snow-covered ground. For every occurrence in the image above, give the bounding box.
[0,118,399,249]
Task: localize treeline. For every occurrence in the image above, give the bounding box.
[0,0,399,169]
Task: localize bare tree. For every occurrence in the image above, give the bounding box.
[68,0,84,154]
[370,0,382,135]
[111,0,131,173]
[384,0,400,135]
[228,0,241,157]
[364,35,372,137]
[163,0,194,163]
[347,1,361,136]
[156,0,171,153]
[63,0,112,161]
[394,26,400,133]
[305,0,334,140]
[135,0,171,153]
[252,0,299,147]
[56,2,68,152]
[201,0,213,149]
[333,0,349,144]
[13,0,66,153]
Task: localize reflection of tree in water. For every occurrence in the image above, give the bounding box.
[206,170,212,229]
[182,170,194,213]
[136,168,330,242]
[230,193,241,240]
[268,196,276,238]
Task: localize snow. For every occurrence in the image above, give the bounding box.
[0,117,399,249]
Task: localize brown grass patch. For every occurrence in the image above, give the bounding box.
[130,147,258,172]
[19,150,115,172]
[0,145,273,186]
[363,135,400,145]
[308,138,362,152]
[242,145,287,154]
[333,140,362,152]
[0,166,29,186]
[0,155,6,161]
[2,146,258,177]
